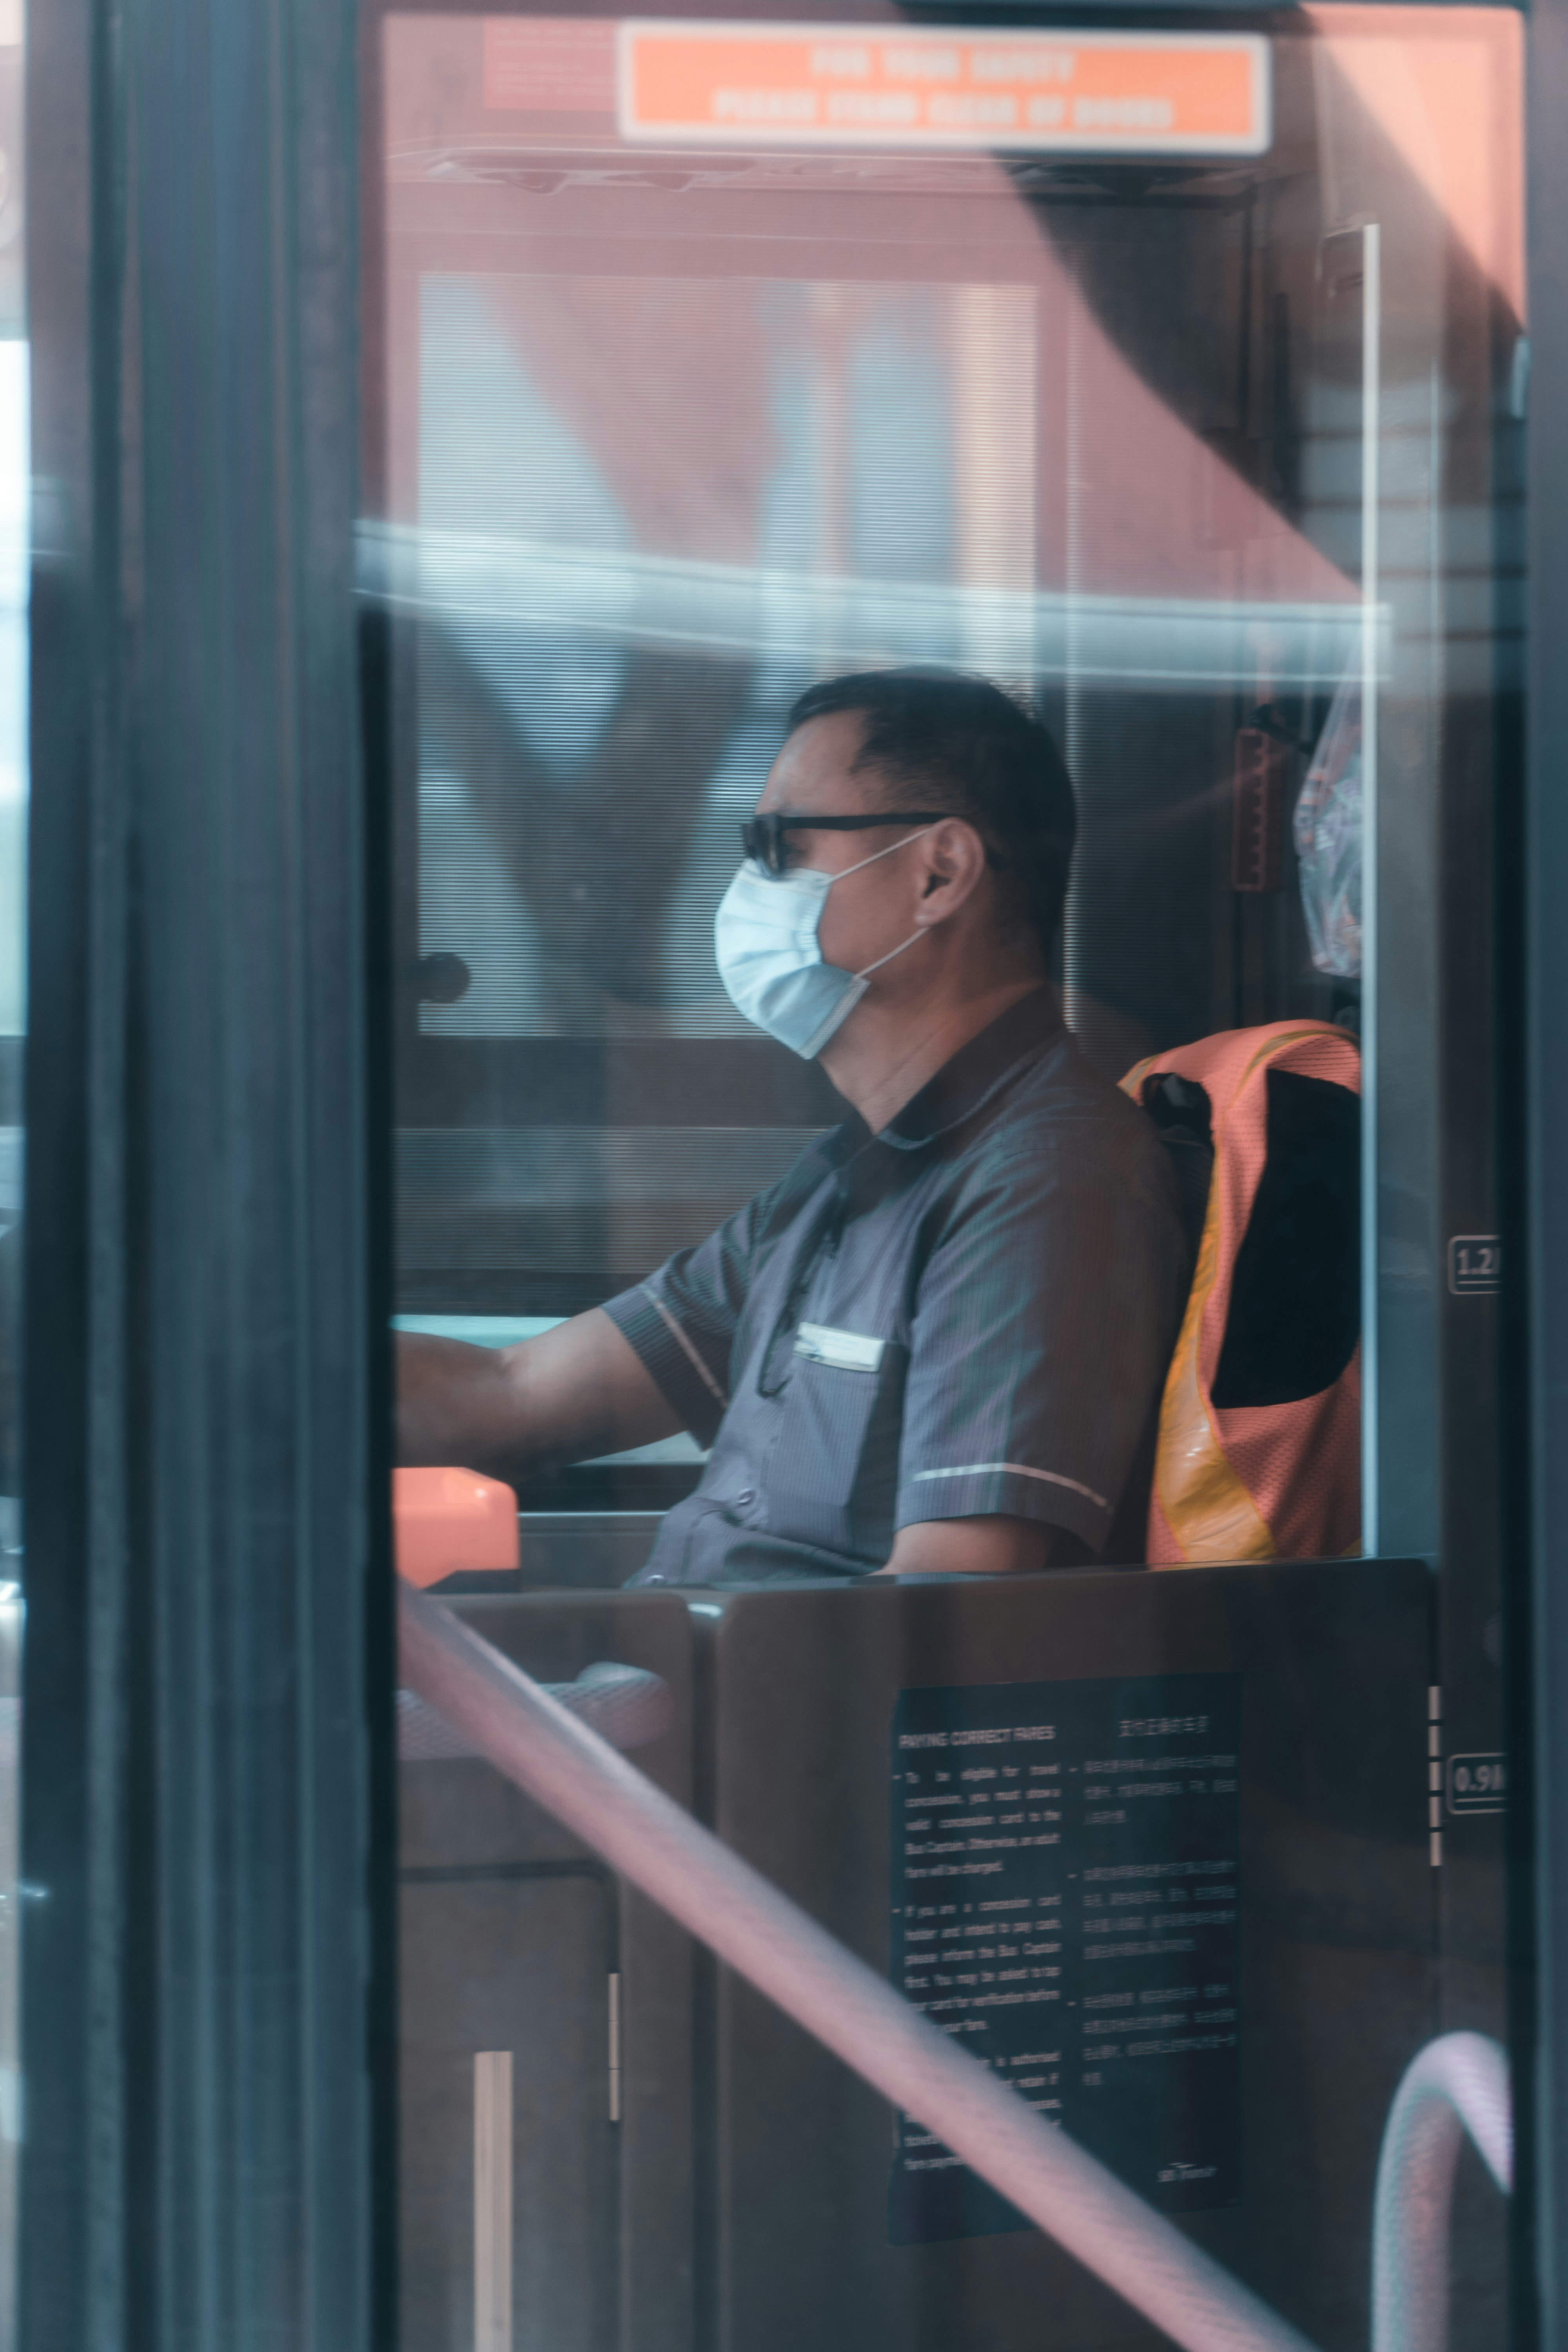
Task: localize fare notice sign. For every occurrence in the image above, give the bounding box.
[888,1670,1242,2244]
[617,22,1271,155]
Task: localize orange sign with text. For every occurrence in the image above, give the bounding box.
[618,21,1270,154]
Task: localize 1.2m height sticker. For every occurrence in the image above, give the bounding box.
[889,1671,1241,2243]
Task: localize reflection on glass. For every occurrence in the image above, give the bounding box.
[377,9,1521,2348]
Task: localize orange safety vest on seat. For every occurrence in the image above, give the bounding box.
[1120,1021,1361,1566]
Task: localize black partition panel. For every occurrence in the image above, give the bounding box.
[695,1561,1434,2352]
[407,1564,1437,2352]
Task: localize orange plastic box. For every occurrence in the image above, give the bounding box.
[392,1466,520,1588]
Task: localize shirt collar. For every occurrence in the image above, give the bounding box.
[822,984,1066,1181]
[881,984,1066,1149]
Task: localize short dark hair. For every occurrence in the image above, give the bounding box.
[784,668,1076,958]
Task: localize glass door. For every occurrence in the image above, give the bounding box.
[374,11,1523,2347]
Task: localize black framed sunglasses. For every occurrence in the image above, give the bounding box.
[740,811,951,876]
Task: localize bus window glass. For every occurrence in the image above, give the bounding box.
[376,10,1521,2348]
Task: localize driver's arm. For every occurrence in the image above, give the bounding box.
[877,1515,1089,1577]
[396,1309,681,1485]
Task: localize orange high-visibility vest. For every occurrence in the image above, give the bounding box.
[1120,1021,1361,1565]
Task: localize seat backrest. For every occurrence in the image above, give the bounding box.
[1120,1021,1361,1565]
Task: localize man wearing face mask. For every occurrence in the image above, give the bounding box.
[398,668,1189,1581]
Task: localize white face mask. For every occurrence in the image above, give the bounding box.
[713,827,935,1060]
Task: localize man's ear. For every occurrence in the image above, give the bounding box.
[913,818,988,926]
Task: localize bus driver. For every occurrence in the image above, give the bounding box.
[397,669,1190,1583]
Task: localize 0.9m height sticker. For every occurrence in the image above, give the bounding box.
[888,1671,1241,2244]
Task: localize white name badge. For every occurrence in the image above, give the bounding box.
[795,1323,887,1374]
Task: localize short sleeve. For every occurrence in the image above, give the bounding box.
[601,1138,837,1447]
[895,1138,1188,1554]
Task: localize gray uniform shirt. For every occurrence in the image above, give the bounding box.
[603,988,1189,1588]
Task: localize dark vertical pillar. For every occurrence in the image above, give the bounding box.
[1523,0,1568,2339]
[20,0,382,2329]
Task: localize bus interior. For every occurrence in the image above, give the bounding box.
[368,11,1522,2347]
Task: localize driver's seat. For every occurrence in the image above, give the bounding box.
[1122,1020,1362,1565]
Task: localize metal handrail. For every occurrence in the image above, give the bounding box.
[1372,2031,1512,2352]
[399,1581,1316,2352]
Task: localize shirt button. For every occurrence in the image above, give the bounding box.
[735,1489,756,1507]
